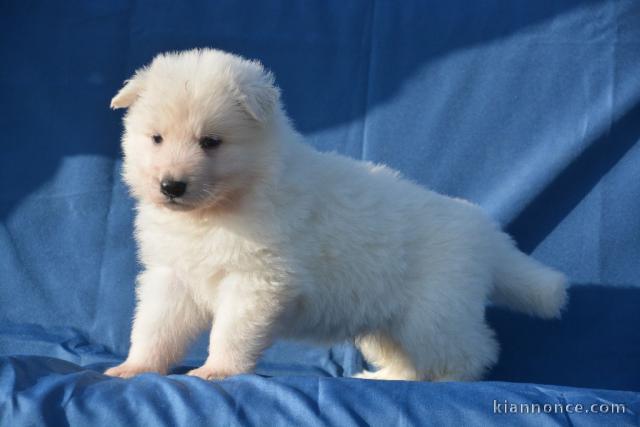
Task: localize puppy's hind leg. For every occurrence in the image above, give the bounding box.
[354,332,421,381]
[395,295,499,382]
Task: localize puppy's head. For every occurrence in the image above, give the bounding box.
[112,49,281,212]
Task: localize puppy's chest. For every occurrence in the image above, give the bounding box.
[137,219,256,282]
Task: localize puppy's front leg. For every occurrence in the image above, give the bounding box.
[187,273,286,380]
[105,267,207,378]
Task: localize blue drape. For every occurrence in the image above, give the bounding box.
[1,1,639,425]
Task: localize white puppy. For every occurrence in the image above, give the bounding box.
[105,48,567,381]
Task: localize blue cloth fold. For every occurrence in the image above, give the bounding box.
[2,356,639,427]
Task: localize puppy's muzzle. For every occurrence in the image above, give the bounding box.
[161,179,187,198]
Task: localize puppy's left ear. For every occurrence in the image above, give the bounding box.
[237,66,280,123]
[110,67,149,109]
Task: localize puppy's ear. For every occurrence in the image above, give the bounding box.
[110,67,149,109]
[237,66,280,123]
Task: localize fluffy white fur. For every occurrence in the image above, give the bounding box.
[105,48,568,381]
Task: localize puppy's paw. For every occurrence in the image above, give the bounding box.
[186,365,236,381]
[354,370,379,380]
[354,368,421,381]
[104,363,163,378]
[354,370,401,380]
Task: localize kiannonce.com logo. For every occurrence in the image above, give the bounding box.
[493,400,626,415]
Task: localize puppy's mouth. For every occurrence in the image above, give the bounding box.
[161,197,195,211]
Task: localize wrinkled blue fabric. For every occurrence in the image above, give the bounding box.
[1,0,639,425]
[2,356,639,427]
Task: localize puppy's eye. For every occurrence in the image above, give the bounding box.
[152,134,163,144]
[199,136,222,150]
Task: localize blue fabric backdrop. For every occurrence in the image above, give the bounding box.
[1,0,639,425]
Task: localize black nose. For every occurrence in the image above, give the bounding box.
[160,179,187,198]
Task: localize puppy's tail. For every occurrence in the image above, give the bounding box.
[490,239,568,319]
